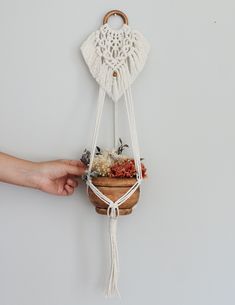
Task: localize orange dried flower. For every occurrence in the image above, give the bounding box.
[109,159,147,178]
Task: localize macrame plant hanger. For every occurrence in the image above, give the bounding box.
[81,10,150,297]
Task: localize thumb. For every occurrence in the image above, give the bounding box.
[64,164,86,176]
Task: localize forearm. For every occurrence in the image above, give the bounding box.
[0,152,39,188]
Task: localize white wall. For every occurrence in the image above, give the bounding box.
[0,0,235,304]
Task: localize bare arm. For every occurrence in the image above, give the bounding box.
[0,152,86,196]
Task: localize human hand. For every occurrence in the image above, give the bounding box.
[0,153,86,196]
[33,159,86,196]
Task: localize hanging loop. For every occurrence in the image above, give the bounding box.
[103,10,129,25]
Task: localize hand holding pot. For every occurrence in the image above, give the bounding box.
[0,152,86,196]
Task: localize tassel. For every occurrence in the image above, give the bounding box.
[106,217,120,297]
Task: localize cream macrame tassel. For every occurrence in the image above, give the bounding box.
[106,217,120,297]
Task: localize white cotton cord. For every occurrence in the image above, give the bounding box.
[87,70,142,208]
[86,80,143,298]
[105,217,120,298]
[88,87,106,175]
[86,82,142,298]
[88,180,113,206]
[114,101,118,148]
[124,89,140,176]
[126,84,142,178]
[87,179,141,209]
[126,92,142,177]
[120,69,142,181]
[86,84,142,298]
[115,181,141,206]
[126,87,142,179]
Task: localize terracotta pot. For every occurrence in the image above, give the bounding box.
[88,177,140,216]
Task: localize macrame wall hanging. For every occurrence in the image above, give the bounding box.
[80,10,150,297]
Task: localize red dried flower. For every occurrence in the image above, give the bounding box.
[109,159,147,178]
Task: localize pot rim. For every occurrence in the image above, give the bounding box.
[91,177,138,187]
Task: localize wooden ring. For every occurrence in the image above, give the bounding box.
[103,10,129,25]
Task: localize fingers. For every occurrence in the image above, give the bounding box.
[60,159,86,177]
[59,177,80,196]
[61,159,86,168]
[64,184,74,195]
[58,189,69,196]
[58,184,75,196]
[66,177,78,188]
[66,165,86,176]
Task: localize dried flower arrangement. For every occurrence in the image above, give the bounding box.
[81,138,147,216]
[81,138,147,180]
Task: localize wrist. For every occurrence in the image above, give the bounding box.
[20,161,42,189]
[0,152,41,189]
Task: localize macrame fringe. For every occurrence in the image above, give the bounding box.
[105,217,120,298]
[81,24,150,102]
